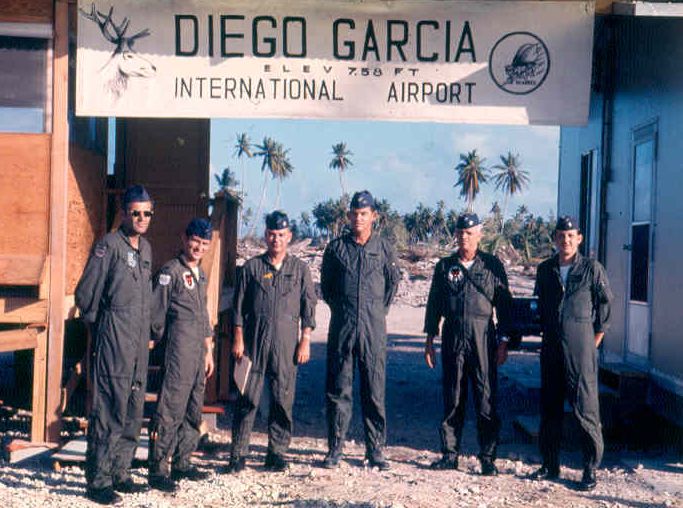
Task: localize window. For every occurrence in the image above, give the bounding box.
[579,149,600,258]
[0,35,49,133]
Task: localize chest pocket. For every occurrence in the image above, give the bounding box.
[565,272,592,321]
[468,271,494,317]
[278,273,296,296]
[363,252,382,275]
[277,273,300,320]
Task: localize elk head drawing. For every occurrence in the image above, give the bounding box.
[79,3,157,99]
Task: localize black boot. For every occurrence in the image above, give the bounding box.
[322,448,343,469]
[228,456,246,473]
[366,449,390,471]
[480,458,498,476]
[171,466,210,482]
[578,467,597,491]
[430,454,459,470]
[529,464,560,480]
[85,486,123,505]
[112,478,149,494]
[148,475,178,493]
[265,452,289,472]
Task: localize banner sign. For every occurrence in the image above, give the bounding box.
[76,0,595,125]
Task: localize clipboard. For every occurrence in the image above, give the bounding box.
[233,356,252,395]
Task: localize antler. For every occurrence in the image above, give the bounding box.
[79,4,118,43]
[79,3,149,47]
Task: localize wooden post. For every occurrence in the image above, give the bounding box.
[44,0,70,443]
[31,330,48,442]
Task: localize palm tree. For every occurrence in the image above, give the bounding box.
[270,143,293,208]
[233,133,253,194]
[247,137,276,236]
[455,149,488,213]
[492,151,530,232]
[232,133,252,237]
[329,142,353,197]
[214,167,239,194]
[251,137,293,227]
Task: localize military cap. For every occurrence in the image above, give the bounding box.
[350,190,376,210]
[122,184,152,206]
[555,215,579,232]
[265,210,290,230]
[185,218,212,240]
[456,213,480,230]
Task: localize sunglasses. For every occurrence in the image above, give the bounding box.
[131,210,154,218]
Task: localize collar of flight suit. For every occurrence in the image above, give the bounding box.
[346,231,382,254]
[333,232,382,273]
[177,253,205,284]
[260,252,293,273]
[451,249,483,269]
[551,251,587,296]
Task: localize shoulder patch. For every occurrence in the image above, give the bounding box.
[158,273,171,286]
[94,244,107,258]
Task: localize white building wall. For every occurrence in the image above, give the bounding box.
[560,16,683,389]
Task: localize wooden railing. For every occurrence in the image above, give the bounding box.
[203,192,239,402]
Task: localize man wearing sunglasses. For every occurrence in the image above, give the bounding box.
[76,185,154,505]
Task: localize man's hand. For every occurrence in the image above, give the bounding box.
[232,326,244,360]
[425,337,437,369]
[296,337,311,365]
[205,350,215,378]
[496,342,509,366]
[595,332,605,348]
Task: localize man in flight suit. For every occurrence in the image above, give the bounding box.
[76,185,154,505]
[424,213,512,476]
[532,216,612,491]
[321,190,401,470]
[228,211,317,473]
[148,218,215,492]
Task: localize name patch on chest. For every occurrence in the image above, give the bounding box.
[183,271,195,290]
[127,251,137,268]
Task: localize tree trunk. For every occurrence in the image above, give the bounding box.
[248,170,269,237]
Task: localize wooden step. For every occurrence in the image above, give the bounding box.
[144,392,225,414]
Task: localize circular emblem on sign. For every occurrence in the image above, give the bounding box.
[488,32,550,95]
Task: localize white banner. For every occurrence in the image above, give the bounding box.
[76,0,595,125]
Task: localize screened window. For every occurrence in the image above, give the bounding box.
[0,36,48,133]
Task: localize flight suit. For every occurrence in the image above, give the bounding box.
[148,255,213,477]
[535,253,612,470]
[231,254,317,458]
[75,228,152,490]
[321,233,400,454]
[423,251,512,461]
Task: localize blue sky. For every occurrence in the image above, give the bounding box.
[210,119,559,225]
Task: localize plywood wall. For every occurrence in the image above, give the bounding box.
[0,133,50,260]
[0,0,52,23]
[66,144,106,295]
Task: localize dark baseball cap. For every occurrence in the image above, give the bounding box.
[265,210,290,230]
[456,213,480,230]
